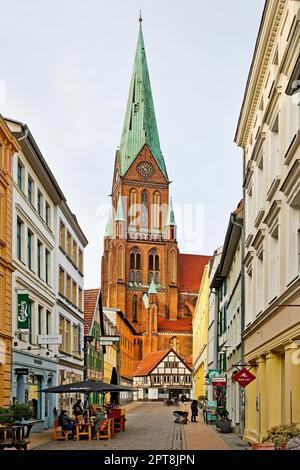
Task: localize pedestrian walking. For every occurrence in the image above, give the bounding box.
[191,400,199,422]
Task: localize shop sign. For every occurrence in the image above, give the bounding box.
[233,367,256,387]
[15,368,29,375]
[17,291,30,330]
[99,336,120,345]
[207,369,220,385]
[38,335,62,345]
[212,377,227,387]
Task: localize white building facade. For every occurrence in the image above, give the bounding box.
[7,118,87,430]
[7,119,60,431]
[55,201,87,414]
[133,349,192,401]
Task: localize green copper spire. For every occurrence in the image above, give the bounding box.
[148,279,157,294]
[105,211,112,237]
[118,22,168,180]
[166,198,176,226]
[116,196,125,222]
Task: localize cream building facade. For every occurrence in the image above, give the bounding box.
[235,0,300,442]
[192,264,209,401]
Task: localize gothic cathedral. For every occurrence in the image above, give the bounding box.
[101,22,210,362]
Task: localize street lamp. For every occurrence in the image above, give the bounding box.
[47,371,54,383]
[83,335,94,380]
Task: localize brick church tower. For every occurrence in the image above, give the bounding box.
[101,21,210,361]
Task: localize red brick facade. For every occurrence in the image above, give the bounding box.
[101,144,210,361]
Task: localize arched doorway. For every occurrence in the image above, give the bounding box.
[110,367,119,406]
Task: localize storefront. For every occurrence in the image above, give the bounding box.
[12,351,57,431]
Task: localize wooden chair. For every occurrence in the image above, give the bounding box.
[75,423,92,441]
[53,419,70,441]
[108,408,125,432]
[95,418,113,440]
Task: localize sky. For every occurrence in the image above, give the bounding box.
[0,0,265,289]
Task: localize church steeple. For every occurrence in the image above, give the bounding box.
[117,21,168,180]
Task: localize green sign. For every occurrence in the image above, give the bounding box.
[17,292,30,330]
[208,369,220,385]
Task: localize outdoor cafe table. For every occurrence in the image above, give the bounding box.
[75,422,92,441]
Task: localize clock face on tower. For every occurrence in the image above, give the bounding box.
[137,161,155,178]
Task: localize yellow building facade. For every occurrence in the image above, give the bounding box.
[192,265,209,400]
[0,116,20,407]
[235,0,300,442]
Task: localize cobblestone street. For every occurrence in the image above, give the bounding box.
[34,403,185,451]
[31,402,234,451]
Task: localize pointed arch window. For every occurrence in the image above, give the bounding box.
[149,248,160,285]
[170,250,177,284]
[152,191,161,230]
[129,189,137,228]
[118,246,124,280]
[129,247,141,284]
[132,295,138,323]
[141,190,148,229]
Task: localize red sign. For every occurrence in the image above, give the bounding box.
[233,368,256,387]
[212,377,227,387]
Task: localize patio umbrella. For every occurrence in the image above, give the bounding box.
[42,379,132,393]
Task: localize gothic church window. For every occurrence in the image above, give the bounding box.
[118,246,124,280]
[170,250,177,284]
[129,189,137,228]
[152,191,161,230]
[149,248,160,285]
[132,295,138,323]
[141,190,148,228]
[129,247,141,284]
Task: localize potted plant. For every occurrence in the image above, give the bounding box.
[262,424,300,450]
[0,407,14,427]
[215,408,232,433]
[10,403,33,423]
[198,395,207,409]
[9,403,34,438]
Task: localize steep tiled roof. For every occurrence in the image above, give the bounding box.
[179,254,211,293]
[84,288,100,335]
[184,354,193,369]
[133,350,168,376]
[158,317,192,333]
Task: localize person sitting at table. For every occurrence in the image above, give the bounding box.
[58,410,76,438]
[89,404,97,416]
[93,407,107,438]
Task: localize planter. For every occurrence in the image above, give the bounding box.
[216,418,232,433]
